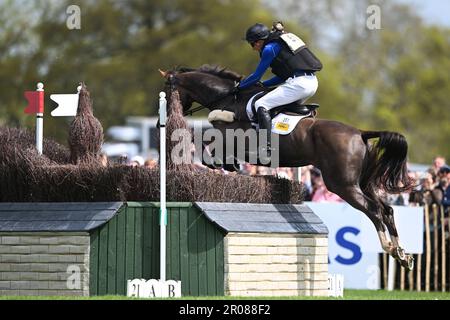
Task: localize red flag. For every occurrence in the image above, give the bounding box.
[24,90,44,114]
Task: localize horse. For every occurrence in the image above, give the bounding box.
[159,65,415,270]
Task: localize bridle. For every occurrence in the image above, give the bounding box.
[166,73,237,116]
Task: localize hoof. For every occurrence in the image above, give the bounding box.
[400,255,414,270]
[407,255,414,271]
[396,247,406,260]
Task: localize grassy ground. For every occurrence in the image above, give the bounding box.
[1,290,450,300]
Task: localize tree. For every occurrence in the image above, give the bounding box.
[336,1,450,162]
[0,0,278,142]
[1,0,448,163]
[268,0,450,162]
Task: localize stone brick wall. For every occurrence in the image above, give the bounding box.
[224,233,328,297]
[0,232,90,296]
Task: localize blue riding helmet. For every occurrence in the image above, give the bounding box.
[245,23,270,43]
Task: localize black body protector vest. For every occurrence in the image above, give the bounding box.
[262,31,323,80]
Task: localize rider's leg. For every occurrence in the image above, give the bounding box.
[256,107,272,157]
[254,75,318,157]
[254,75,318,112]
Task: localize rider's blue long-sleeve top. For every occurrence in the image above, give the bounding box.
[239,42,284,89]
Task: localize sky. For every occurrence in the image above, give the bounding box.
[398,0,450,26]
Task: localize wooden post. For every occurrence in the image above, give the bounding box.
[400,265,405,291]
[416,254,422,292]
[408,259,414,291]
[387,256,396,291]
[433,205,438,291]
[425,205,431,292]
[441,205,446,292]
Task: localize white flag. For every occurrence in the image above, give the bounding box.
[50,86,81,117]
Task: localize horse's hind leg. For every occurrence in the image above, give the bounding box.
[379,201,400,248]
[379,199,415,270]
[335,183,414,269]
[325,183,394,254]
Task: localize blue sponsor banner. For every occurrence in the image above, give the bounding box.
[305,202,423,289]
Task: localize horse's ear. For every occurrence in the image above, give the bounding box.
[158,69,168,78]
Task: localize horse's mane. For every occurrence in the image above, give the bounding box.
[176,65,242,81]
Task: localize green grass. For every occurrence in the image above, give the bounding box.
[1,290,450,300]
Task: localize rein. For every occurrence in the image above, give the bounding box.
[183,105,207,116]
[183,89,236,116]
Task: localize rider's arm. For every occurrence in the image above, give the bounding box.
[239,43,280,89]
[262,75,283,87]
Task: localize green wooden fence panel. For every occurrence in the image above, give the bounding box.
[179,206,190,293]
[90,202,225,296]
[116,208,126,295]
[187,204,199,296]
[89,229,99,295]
[197,208,208,295]
[107,215,117,294]
[98,222,109,295]
[134,207,143,279]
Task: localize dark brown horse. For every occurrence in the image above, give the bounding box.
[160,65,415,269]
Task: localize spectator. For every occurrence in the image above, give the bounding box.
[442,179,450,206]
[310,168,343,203]
[409,172,434,206]
[300,165,313,200]
[144,159,158,169]
[430,156,446,177]
[130,155,144,167]
[437,164,450,181]
[432,177,448,205]
[442,181,450,213]
[389,170,418,206]
[387,193,409,206]
[241,163,258,175]
[275,167,294,180]
[118,153,128,165]
[255,166,271,175]
[436,165,450,212]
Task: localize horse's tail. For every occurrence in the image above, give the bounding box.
[360,130,414,194]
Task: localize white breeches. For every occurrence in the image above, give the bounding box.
[255,75,318,111]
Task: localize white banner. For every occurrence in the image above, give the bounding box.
[306,202,424,289]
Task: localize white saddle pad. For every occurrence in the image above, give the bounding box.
[246,93,310,135]
[271,113,310,135]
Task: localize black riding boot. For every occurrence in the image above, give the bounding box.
[257,107,272,158]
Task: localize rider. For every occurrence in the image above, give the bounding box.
[238,22,322,156]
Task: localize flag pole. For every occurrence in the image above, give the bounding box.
[159,92,167,282]
[36,82,44,155]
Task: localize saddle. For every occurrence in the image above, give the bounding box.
[250,91,319,119]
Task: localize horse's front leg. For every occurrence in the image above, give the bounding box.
[200,141,239,172]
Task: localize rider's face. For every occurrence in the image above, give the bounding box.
[250,40,264,52]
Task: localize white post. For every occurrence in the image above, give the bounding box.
[36,82,44,154]
[387,255,396,291]
[159,92,167,282]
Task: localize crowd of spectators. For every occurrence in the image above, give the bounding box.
[104,151,449,211]
[407,156,450,211]
[235,155,450,211]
